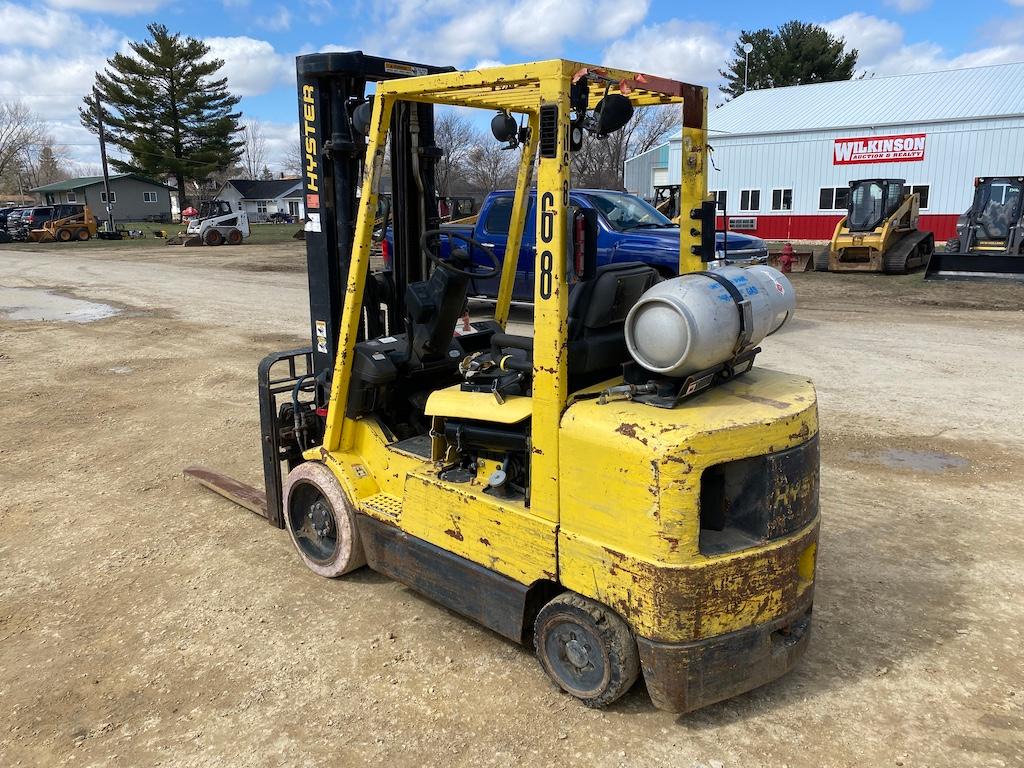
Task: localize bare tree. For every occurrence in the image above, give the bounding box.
[434,111,477,196]
[19,137,71,189]
[0,101,43,182]
[571,105,681,190]
[241,120,268,179]
[464,142,518,192]
[283,140,303,178]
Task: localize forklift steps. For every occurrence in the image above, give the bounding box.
[360,492,403,520]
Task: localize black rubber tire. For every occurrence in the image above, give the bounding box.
[226,228,243,245]
[283,462,366,578]
[57,228,72,242]
[204,228,224,246]
[945,238,960,253]
[534,592,640,708]
[813,249,830,272]
[75,228,90,241]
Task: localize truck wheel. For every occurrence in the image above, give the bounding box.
[75,228,90,242]
[283,462,366,578]
[204,228,224,246]
[226,228,243,245]
[533,592,639,708]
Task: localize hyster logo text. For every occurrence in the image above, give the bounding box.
[301,85,319,200]
[833,133,926,165]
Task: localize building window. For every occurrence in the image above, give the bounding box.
[143,191,158,203]
[819,187,850,210]
[911,184,930,209]
[709,190,727,212]
[256,200,268,214]
[739,189,760,212]
[100,191,116,204]
[66,191,77,203]
[288,200,299,216]
[771,188,793,211]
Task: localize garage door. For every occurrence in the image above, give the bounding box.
[652,167,668,188]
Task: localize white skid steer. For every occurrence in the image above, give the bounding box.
[168,200,250,246]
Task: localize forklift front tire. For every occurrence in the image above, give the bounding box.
[283,462,366,578]
[534,592,640,708]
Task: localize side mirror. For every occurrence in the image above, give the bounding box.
[351,99,373,136]
[589,93,633,136]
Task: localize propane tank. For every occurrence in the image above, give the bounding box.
[624,265,795,378]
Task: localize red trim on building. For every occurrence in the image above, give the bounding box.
[717,214,959,242]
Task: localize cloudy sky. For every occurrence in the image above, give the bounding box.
[2,0,1022,172]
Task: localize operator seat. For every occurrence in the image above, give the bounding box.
[490,261,659,390]
[566,262,660,386]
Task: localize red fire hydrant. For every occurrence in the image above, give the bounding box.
[779,242,796,273]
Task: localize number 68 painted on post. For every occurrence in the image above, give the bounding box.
[538,191,555,300]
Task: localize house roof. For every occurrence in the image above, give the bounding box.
[223,178,303,200]
[682,61,1024,139]
[30,173,171,193]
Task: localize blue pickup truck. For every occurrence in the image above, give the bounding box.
[386,189,768,302]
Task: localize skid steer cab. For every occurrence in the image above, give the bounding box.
[820,178,933,274]
[188,55,820,713]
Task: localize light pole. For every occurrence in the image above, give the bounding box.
[743,42,753,93]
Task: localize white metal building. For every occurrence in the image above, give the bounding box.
[624,62,1024,241]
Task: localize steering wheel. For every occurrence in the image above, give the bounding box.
[419,228,501,278]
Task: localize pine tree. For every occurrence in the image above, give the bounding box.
[79,23,243,206]
[720,22,858,99]
[260,165,273,181]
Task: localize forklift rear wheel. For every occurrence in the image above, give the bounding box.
[283,462,366,578]
[226,228,243,245]
[533,592,640,708]
[205,228,224,246]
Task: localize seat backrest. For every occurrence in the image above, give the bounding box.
[567,262,659,382]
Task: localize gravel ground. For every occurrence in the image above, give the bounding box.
[1,242,1022,767]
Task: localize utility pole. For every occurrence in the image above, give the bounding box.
[743,42,753,93]
[93,87,115,233]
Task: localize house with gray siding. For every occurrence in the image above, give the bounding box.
[31,174,173,223]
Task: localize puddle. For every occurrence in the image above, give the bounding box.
[849,448,969,473]
[0,287,120,323]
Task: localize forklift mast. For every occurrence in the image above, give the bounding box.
[244,52,453,528]
[297,52,453,392]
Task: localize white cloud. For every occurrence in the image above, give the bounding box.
[603,20,731,87]
[0,50,106,120]
[45,0,169,12]
[884,0,931,11]
[357,0,649,64]
[825,12,1024,76]
[203,36,294,97]
[256,5,292,32]
[0,3,116,50]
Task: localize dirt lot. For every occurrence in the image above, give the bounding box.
[1,241,1023,767]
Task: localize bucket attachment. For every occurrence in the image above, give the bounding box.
[924,251,1024,281]
[27,229,54,243]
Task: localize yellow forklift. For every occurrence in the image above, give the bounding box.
[189,55,820,712]
[818,178,933,273]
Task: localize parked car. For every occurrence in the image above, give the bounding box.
[0,206,18,229]
[385,189,769,301]
[20,206,55,230]
[5,208,31,234]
